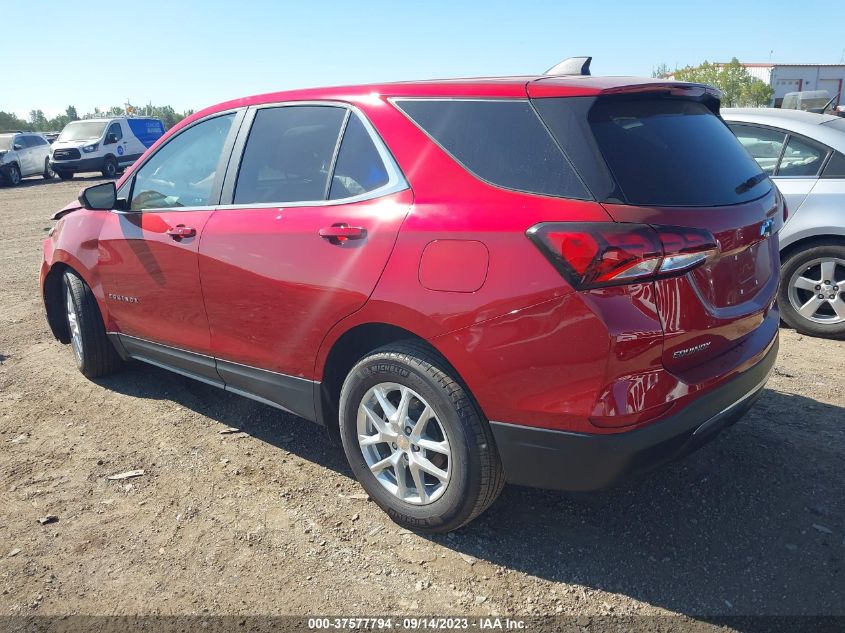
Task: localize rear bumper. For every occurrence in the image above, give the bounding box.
[490,332,778,491]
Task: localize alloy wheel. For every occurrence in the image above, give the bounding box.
[787,257,845,325]
[66,287,83,362]
[356,382,452,505]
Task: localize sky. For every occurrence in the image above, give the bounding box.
[6,0,845,120]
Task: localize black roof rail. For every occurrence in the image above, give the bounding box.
[544,56,592,76]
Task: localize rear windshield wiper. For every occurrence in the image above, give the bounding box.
[735,172,768,195]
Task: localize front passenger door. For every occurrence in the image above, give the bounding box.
[97,111,242,375]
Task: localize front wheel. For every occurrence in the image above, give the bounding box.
[43,158,55,179]
[338,342,504,532]
[101,156,117,178]
[5,163,21,186]
[56,170,74,180]
[63,270,123,378]
[779,243,845,339]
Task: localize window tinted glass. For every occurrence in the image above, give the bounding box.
[329,114,389,200]
[107,123,123,142]
[27,135,47,147]
[395,99,589,199]
[130,113,235,211]
[543,96,767,206]
[778,135,828,177]
[728,124,786,175]
[234,106,346,204]
[822,151,845,178]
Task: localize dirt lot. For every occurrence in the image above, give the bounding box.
[0,177,843,626]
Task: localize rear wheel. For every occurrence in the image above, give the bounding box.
[780,244,845,339]
[56,170,74,180]
[338,342,504,532]
[101,156,117,178]
[43,158,55,179]
[63,270,123,378]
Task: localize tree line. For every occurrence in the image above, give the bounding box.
[0,104,195,134]
[652,58,774,107]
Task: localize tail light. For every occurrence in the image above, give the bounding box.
[527,222,719,290]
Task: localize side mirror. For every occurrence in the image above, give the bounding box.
[105,133,118,145]
[79,181,116,210]
[13,143,23,150]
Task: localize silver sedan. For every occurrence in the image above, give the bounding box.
[723,108,845,339]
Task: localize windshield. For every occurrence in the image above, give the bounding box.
[58,121,108,142]
[0,135,15,150]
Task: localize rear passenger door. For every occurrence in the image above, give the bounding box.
[198,103,411,416]
[728,123,829,212]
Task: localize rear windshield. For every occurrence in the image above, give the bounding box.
[535,96,771,207]
[393,99,590,199]
[58,121,108,142]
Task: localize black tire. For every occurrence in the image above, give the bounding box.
[5,163,21,186]
[56,171,74,180]
[101,156,117,178]
[779,243,845,339]
[43,158,55,179]
[338,341,504,533]
[63,270,123,378]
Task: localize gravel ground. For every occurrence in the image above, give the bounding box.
[0,177,843,627]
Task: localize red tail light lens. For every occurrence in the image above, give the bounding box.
[527,222,719,289]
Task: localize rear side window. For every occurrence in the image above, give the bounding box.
[536,96,770,207]
[234,106,346,204]
[394,99,589,199]
[822,151,845,178]
[329,115,389,200]
[727,124,786,175]
[777,135,828,177]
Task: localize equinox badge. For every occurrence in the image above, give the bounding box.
[672,341,711,359]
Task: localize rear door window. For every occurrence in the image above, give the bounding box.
[329,114,389,200]
[234,106,346,204]
[727,124,786,175]
[535,96,770,207]
[393,99,589,199]
[777,135,829,177]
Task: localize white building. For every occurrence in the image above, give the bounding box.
[668,63,845,108]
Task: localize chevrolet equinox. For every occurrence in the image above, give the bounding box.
[41,70,783,532]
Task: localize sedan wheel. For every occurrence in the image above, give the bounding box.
[780,244,845,339]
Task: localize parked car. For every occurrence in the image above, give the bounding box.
[41,69,783,532]
[0,131,54,186]
[50,117,165,180]
[723,108,845,338]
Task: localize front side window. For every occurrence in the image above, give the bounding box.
[130,113,235,211]
[234,106,346,204]
[107,123,123,143]
[395,99,589,199]
[728,124,787,175]
[777,135,828,177]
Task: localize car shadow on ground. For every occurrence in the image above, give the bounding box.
[98,363,844,623]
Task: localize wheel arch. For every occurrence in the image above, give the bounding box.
[316,321,481,440]
[780,233,845,263]
[43,258,108,343]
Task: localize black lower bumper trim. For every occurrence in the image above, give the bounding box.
[490,334,778,491]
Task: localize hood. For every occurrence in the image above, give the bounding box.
[52,139,99,150]
[51,198,83,220]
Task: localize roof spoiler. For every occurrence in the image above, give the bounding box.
[544,56,591,76]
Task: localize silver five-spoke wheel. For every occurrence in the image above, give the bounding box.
[787,257,845,325]
[357,382,451,505]
[66,287,83,362]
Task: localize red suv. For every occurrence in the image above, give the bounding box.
[41,72,783,532]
